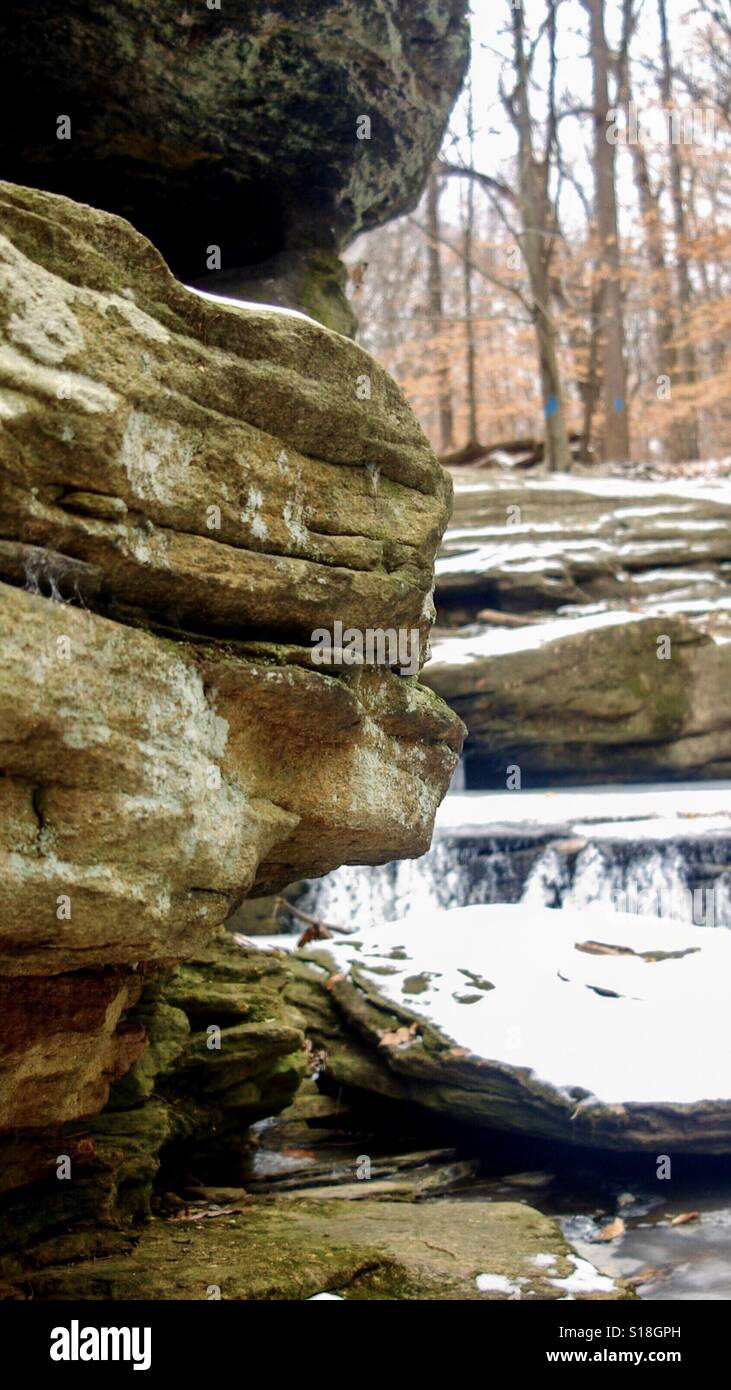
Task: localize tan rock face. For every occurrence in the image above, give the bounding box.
[0,971,146,1132]
[0,182,450,642]
[425,613,731,784]
[0,184,462,1174]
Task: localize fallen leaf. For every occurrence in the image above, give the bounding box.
[625,1267,666,1287]
[378,1022,418,1048]
[596,1217,625,1242]
[297,922,333,948]
[670,1211,700,1226]
[325,972,345,991]
[575,939,699,963]
[576,940,634,957]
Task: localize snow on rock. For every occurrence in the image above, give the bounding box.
[549,1255,617,1295]
[291,903,731,1152]
[476,1272,525,1297]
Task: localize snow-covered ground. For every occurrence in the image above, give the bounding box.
[436,782,731,840]
[303,902,731,1106]
[429,609,647,662]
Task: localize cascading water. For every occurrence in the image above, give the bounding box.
[279,781,731,1302]
[291,795,731,934]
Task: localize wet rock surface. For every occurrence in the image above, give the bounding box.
[9,1196,618,1301]
[3,1083,628,1301]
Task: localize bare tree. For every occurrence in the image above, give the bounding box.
[619,0,679,457]
[582,0,630,462]
[425,170,454,453]
[501,0,572,470]
[657,0,700,459]
[462,78,479,448]
[442,1,572,469]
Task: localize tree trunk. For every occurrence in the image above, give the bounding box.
[620,0,679,458]
[658,0,700,460]
[426,171,454,453]
[509,3,572,471]
[583,0,630,462]
[463,81,479,447]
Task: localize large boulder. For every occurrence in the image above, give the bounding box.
[424,613,731,785]
[0,183,462,1266]
[289,904,731,1153]
[0,0,469,331]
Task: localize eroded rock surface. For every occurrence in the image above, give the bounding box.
[438,472,731,620]
[428,470,731,784]
[0,1,469,330]
[425,614,731,784]
[3,1197,626,1301]
[0,183,462,1273]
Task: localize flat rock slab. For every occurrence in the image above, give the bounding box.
[18,1197,626,1301]
[438,472,731,617]
[424,613,731,783]
[290,905,731,1153]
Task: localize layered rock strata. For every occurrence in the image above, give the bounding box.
[424,614,731,784]
[0,182,462,1270]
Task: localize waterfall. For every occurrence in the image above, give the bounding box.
[292,816,731,934]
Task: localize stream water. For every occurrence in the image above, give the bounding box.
[282,781,731,1300]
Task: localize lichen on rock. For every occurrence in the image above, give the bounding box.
[0,1,470,332]
[0,182,463,1277]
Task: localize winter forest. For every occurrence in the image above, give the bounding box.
[350,0,730,475]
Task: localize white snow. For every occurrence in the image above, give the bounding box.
[549,1255,616,1295]
[475,1273,524,1296]
[310,902,731,1105]
[453,473,731,505]
[186,285,321,325]
[436,783,731,837]
[429,609,646,664]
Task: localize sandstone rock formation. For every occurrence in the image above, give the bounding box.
[437,473,731,618]
[15,1193,627,1301]
[288,904,731,1153]
[424,614,731,785]
[0,0,470,331]
[0,182,462,1272]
